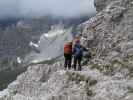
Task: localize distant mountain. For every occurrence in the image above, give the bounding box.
[0,15,93,90]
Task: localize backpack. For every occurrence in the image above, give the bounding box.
[64,42,72,54]
[74,44,83,57]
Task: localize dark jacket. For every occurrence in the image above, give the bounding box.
[73,43,83,57]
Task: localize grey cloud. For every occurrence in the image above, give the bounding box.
[0,0,96,19]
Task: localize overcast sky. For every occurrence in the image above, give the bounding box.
[0,0,96,19]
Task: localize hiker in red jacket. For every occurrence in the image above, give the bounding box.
[64,41,73,69]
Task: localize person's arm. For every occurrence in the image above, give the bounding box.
[82,46,88,51]
[72,45,76,55]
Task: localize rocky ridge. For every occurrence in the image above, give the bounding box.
[82,0,133,76]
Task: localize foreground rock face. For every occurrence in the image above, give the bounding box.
[1,0,133,100]
[1,63,133,100]
[0,64,94,100]
[82,0,133,74]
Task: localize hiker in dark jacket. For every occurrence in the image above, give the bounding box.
[64,41,73,70]
[73,40,84,71]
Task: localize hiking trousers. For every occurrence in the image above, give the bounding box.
[64,54,72,69]
[73,56,82,71]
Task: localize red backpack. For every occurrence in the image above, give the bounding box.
[64,42,72,54]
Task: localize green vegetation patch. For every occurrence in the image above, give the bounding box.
[66,71,97,97]
[89,48,97,57]
[90,63,114,75]
[66,71,97,86]
[66,72,89,84]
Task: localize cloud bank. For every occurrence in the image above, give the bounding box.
[0,0,96,19]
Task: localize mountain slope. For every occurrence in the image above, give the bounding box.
[1,0,133,100]
[0,16,90,90]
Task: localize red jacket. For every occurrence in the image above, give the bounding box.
[64,42,72,54]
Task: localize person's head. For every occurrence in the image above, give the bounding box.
[74,35,79,40]
[66,41,73,45]
[75,39,80,44]
[69,41,73,44]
